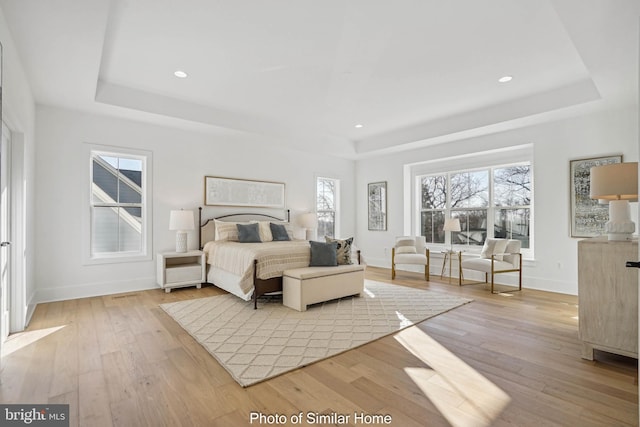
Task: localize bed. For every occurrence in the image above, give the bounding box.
[198,208,312,309]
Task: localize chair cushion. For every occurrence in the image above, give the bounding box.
[395,237,415,248]
[461,258,514,273]
[394,253,428,265]
[396,246,417,254]
[503,240,522,265]
[480,238,509,261]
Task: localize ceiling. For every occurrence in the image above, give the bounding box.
[0,0,638,158]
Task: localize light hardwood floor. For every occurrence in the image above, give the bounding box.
[0,267,637,426]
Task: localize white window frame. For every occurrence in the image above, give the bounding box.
[419,163,531,247]
[408,144,534,259]
[82,144,153,265]
[316,176,340,238]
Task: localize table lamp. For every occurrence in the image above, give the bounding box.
[443,218,461,252]
[590,162,638,241]
[300,212,318,240]
[169,209,194,252]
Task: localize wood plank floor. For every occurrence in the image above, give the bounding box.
[0,267,637,426]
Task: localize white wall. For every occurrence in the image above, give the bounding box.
[0,7,37,328]
[356,106,639,295]
[34,106,356,302]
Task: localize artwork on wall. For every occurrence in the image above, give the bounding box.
[204,176,285,208]
[570,155,623,238]
[368,181,387,231]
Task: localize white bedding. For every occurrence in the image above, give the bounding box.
[203,240,310,300]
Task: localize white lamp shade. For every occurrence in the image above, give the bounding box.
[169,210,194,231]
[300,212,317,229]
[443,218,461,232]
[590,162,638,202]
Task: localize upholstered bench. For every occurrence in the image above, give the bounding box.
[282,264,365,311]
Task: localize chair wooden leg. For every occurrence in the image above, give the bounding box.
[518,254,523,290]
[392,263,396,279]
[424,249,430,281]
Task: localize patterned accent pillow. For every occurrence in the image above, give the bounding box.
[325,236,354,265]
[214,220,249,241]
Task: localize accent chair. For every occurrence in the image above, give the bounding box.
[391,236,430,280]
[459,238,522,293]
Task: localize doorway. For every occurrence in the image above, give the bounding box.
[0,121,11,344]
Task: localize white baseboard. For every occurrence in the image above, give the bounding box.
[35,277,158,303]
[365,258,577,296]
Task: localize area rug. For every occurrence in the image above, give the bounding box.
[160,280,472,387]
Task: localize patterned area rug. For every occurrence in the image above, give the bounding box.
[160,280,472,387]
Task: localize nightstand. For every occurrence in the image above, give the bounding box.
[156,250,206,293]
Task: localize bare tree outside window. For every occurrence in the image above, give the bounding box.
[368,182,387,230]
[420,175,446,243]
[494,165,531,247]
[419,163,532,250]
[317,177,338,238]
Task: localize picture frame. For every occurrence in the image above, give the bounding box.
[368,181,387,231]
[570,155,622,238]
[204,176,286,208]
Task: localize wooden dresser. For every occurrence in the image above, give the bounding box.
[578,237,638,360]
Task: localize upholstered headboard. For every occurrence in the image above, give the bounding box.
[198,207,291,249]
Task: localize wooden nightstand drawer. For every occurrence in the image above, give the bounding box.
[166,264,202,283]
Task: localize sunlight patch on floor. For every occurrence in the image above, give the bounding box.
[395,311,413,329]
[2,325,66,357]
[396,327,511,427]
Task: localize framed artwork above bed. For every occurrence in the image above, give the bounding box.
[204,176,286,208]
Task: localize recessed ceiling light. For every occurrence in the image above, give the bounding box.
[355,124,363,128]
[498,75,513,83]
[174,70,188,78]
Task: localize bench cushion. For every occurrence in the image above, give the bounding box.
[283,264,364,280]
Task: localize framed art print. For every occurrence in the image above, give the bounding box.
[569,155,622,237]
[204,176,285,208]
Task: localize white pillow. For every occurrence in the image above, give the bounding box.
[395,237,415,248]
[396,246,417,254]
[255,221,273,242]
[480,238,509,261]
[271,221,295,239]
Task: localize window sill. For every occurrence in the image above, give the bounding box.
[84,253,152,266]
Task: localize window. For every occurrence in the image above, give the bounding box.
[316,177,339,238]
[419,163,531,250]
[89,149,150,260]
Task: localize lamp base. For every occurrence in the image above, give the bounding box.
[175,231,188,253]
[305,228,317,241]
[605,200,635,241]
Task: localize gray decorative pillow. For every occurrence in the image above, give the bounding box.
[237,223,261,243]
[309,241,338,266]
[270,222,291,241]
[325,236,354,265]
